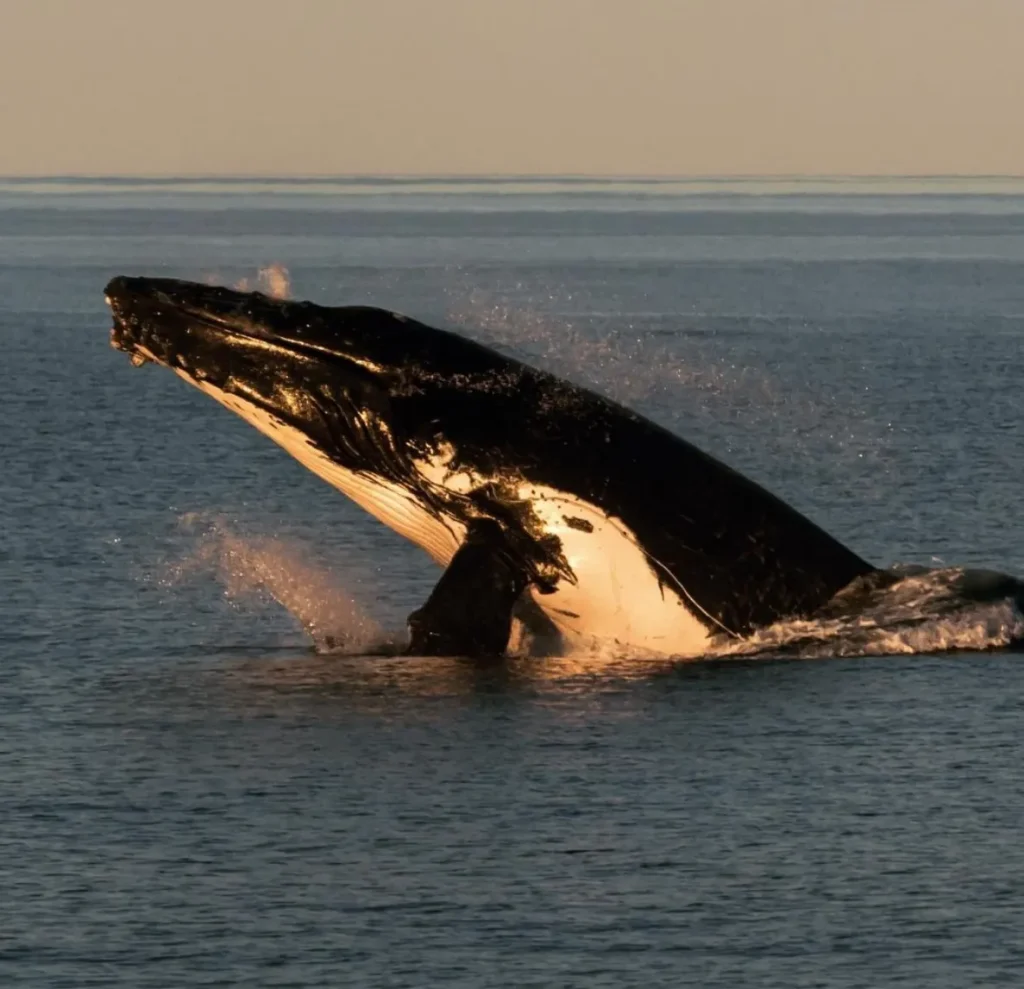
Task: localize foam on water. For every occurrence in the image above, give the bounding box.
[703,566,1024,661]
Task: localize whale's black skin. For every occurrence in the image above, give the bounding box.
[104,275,875,655]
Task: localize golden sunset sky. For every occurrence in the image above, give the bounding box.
[2,0,1022,176]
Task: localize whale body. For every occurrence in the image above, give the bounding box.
[104,276,875,657]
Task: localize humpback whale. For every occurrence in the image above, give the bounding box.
[104,275,875,657]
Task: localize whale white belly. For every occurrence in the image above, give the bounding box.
[517,484,711,657]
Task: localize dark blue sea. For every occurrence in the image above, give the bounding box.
[2,176,1024,987]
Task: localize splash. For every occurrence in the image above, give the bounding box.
[701,566,1024,661]
[201,264,292,298]
[257,263,291,299]
[159,515,1023,663]
[164,514,391,654]
[446,290,739,409]
[444,288,897,475]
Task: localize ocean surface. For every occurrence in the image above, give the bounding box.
[2,176,1024,987]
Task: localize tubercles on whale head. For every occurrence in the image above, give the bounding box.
[104,276,404,473]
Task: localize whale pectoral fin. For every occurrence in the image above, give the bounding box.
[406,519,527,657]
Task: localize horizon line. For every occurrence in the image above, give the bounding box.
[3,172,1024,182]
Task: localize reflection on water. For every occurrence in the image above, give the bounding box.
[221,651,684,702]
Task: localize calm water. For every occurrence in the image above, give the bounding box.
[2,177,1024,987]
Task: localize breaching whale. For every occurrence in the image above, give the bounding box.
[104,275,875,657]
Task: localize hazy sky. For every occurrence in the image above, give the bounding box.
[2,0,1022,176]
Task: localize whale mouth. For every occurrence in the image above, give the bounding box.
[106,289,135,353]
[108,311,158,369]
[107,301,152,366]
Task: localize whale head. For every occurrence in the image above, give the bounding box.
[103,276,570,584]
